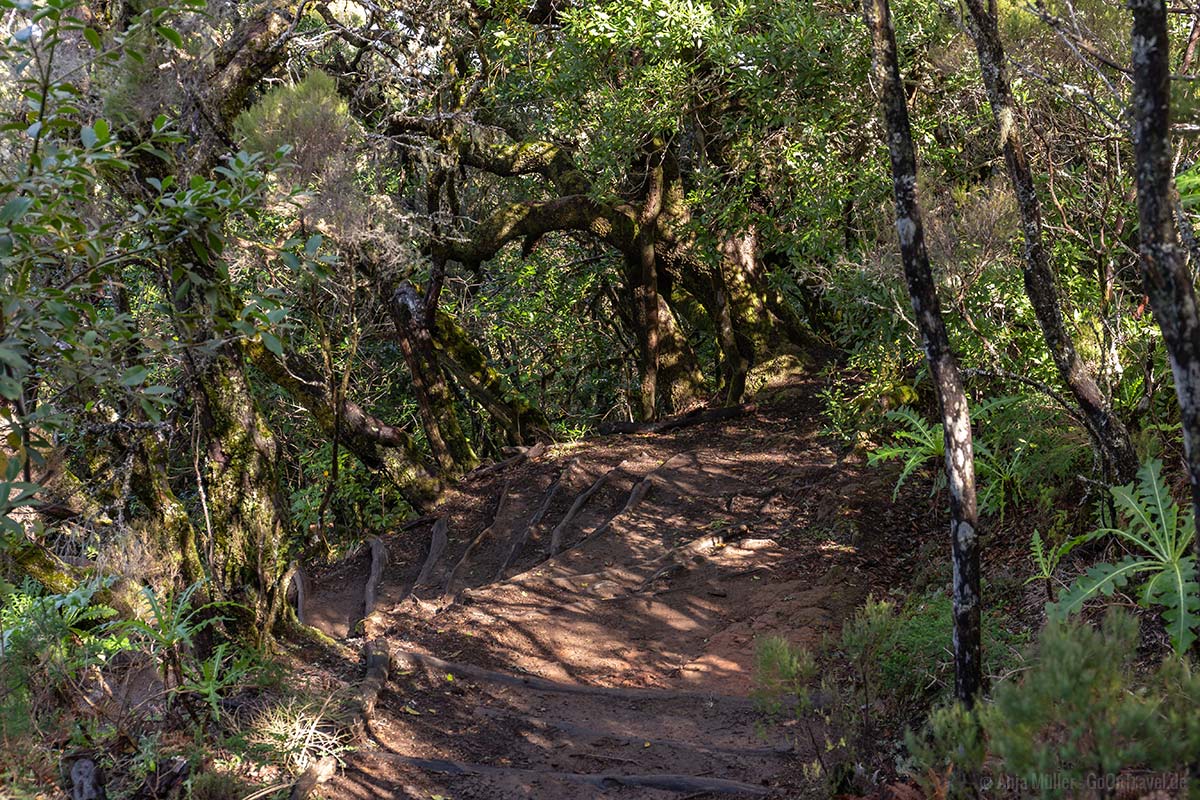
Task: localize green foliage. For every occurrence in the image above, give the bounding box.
[176,642,255,723]
[234,71,354,183]
[867,407,945,498]
[902,701,985,799]
[905,613,1200,798]
[1048,459,1200,654]
[752,634,840,787]
[1026,529,1064,596]
[867,395,1088,517]
[753,635,818,718]
[754,594,1024,792]
[985,612,1192,797]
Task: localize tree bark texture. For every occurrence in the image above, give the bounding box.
[1129,0,1200,560]
[864,0,983,704]
[194,346,290,640]
[964,0,1138,483]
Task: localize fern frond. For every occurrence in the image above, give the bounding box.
[1135,459,1178,556]
[1030,530,1047,573]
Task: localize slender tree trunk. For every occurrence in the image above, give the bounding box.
[1129,0,1200,563]
[864,0,983,704]
[635,152,667,421]
[963,0,1138,483]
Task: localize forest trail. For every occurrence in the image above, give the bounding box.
[304,377,920,798]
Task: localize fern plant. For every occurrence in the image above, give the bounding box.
[1047,459,1200,654]
[867,407,945,499]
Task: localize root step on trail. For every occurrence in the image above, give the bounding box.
[308,382,890,799]
[352,751,773,797]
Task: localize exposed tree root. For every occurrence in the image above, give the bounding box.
[575,452,692,547]
[287,560,308,625]
[388,647,757,706]
[441,479,513,602]
[468,441,547,479]
[356,751,771,796]
[388,517,450,612]
[494,460,577,580]
[287,756,337,800]
[599,404,755,436]
[414,517,449,589]
[362,536,387,624]
[548,460,628,556]
[475,706,792,757]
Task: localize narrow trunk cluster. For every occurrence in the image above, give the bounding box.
[963,0,1138,483]
[864,0,983,703]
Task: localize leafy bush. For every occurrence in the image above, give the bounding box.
[907,612,1200,799]
[234,71,355,183]
[754,594,1025,793]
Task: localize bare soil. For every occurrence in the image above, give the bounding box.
[303,377,936,798]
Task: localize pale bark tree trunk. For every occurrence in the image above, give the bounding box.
[1129,0,1200,560]
[964,0,1138,484]
[864,0,983,703]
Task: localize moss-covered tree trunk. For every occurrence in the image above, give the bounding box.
[194,346,290,640]
[389,282,478,473]
[614,260,706,414]
[431,310,551,445]
[130,432,206,588]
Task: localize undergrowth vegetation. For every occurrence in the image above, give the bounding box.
[3,0,1200,794]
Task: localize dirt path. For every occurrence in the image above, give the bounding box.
[305,379,921,798]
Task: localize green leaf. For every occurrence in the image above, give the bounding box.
[260,331,283,357]
[155,25,183,47]
[1046,557,1156,622]
[1142,556,1200,654]
[0,375,21,401]
[0,196,32,225]
[120,365,149,386]
[83,27,101,49]
[81,124,97,148]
